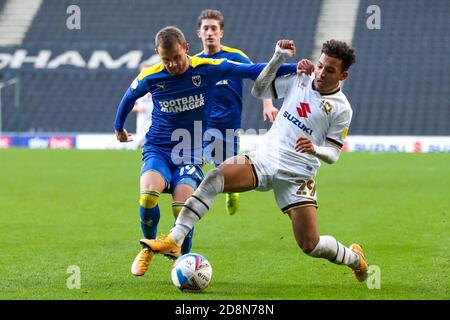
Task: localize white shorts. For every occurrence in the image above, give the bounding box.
[245,151,318,212]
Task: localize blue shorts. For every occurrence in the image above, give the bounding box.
[140,151,204,194]
[203,127,240,166]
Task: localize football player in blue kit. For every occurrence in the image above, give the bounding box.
[113,26,298,276]
[196,9,279,216]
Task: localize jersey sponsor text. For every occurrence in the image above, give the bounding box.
[159,94,205,113]
[283,110,313,135]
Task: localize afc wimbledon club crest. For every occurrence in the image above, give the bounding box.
[192,75,202,87]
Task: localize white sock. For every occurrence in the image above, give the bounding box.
[170,168,224,246]
[308,235,360,269]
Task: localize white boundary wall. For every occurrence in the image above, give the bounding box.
[240,135,450,153]
[75,134,450,153]
[1,133,449,152]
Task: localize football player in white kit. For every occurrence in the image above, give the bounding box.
[130,92,153,149]
[128,62,159,150]
[143,39,369,282]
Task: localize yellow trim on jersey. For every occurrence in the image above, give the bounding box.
[193,46,249,59]
[137,63,164,80]
[189,56,224,68]
[221,45,250,59]
[342,127,349,139]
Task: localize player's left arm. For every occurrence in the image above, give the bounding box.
[295,108,352,164]
[236,50,279,122]
[216,58,297,83]
[213,55,294,122]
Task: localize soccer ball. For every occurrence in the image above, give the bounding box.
[171,253,213,291]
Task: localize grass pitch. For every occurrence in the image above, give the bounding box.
[0,149,448,300]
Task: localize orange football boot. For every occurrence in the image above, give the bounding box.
[140,235,181,260]
[349,243,369,282]
[131,247,154,276]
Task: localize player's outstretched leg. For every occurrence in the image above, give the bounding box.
[144,168,225,256]
[145,157,256,258]
[308,236,369,282]
[172,201,194,255]
[131,190,160,276]
[226,192,239,215]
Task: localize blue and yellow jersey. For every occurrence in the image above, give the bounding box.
[195,45,252,129]
[114,56,296,164]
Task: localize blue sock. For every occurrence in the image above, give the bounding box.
[140,205,160,239]
[181,227,195,254]
[139,191,161,239]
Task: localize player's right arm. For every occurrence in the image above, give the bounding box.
[227,48,280,122]
[251,40,297,99]
[114,76,150,142]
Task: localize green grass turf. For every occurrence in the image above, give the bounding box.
[0,149,448,300]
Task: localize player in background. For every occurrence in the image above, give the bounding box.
[129,59,160,150]
[113,26,299,276]
[143,39,370,283]
[131,82,153,149]
[196,9,279,216]
[131,92,153,149]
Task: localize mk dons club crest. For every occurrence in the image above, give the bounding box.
[320,100,334,115]
[298,81,307,90]
[192,75,202,87]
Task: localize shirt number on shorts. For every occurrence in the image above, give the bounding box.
[295,179,316,197]
[179,165,196,176]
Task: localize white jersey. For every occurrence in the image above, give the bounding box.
[135,93,153,135]
[258,73,352,178]
[128,92,153,149]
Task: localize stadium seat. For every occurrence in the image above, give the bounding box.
[345,0,450,135]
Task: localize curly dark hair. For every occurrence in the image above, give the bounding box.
[321,39,356,71]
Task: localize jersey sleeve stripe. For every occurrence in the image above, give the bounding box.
[326,137,344,149]
[270,80,278,99]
